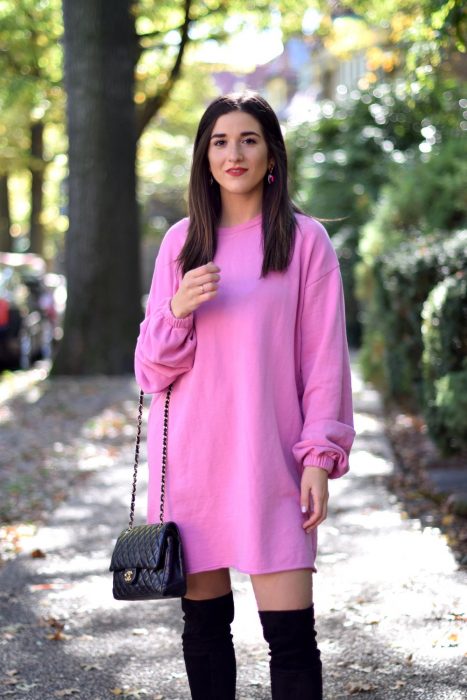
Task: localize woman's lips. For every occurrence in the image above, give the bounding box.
[226,168,248,176]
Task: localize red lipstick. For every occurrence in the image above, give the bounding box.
[226,168,247,176]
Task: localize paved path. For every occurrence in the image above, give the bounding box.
[0,367,466,699]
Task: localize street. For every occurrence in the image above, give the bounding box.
[0,367,465,699]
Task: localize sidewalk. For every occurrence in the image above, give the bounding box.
[0,367,466,699]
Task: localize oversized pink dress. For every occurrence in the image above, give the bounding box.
[134,213,355,575]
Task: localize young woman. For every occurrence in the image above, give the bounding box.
[134,91,355,699]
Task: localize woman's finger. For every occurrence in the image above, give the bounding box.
[300,479,311,514]
[193,270,221,285]
[303,500,328,533]
[303,503,322,529]
[302,490,328,530]
[306,499,328,530]
[190,262,220,279]
[184,271,221,298]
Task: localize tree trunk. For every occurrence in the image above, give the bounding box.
[0,174,12,252]
[29,120,45,256]
[54,0,141,375]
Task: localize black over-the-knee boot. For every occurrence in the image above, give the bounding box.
[181,591,236,700]
[258,604,323,700]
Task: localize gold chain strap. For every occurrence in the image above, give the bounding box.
[128,383,174,529]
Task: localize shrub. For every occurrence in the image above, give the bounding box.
[359,137,467,250]
[356,134,467,395]
[287,79,466,353]
[358,230,467,404]
[422,273,467,453]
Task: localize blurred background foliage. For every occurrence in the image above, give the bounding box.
[0,0,466,448]
[285,0,467,454]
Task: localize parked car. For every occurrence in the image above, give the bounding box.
[0,253,63,369]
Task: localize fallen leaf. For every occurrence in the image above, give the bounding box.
[46,629,71,641]
[448,611,467,622]
[42,616,65,630]
[31,548,46,558]
[1,624,24,641]
[110,689,148,699]
[348,664,373,673]
[347,681,378,694]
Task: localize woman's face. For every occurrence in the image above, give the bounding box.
[207,111,272,199]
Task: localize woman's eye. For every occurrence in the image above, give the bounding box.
[212,138,257,147]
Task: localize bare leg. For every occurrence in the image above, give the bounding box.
[250,568,313,610]
[184,567,231,599]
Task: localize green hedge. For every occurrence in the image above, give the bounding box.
[369,230,467,405]
[421,273,467,453]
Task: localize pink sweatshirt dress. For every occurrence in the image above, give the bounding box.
[134,213,355,575]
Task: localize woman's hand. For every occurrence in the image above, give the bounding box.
[301,466,329,533]
[171,262,221,319]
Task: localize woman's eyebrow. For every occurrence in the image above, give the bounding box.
[210,130,262,139]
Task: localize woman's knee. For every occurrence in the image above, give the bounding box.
[184,567,232,600]
[250,568,313,611]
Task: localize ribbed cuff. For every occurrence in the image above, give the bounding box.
[303,454,335,470]
[161,297,194,328]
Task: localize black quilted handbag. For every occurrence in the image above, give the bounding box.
[109,383,187,600]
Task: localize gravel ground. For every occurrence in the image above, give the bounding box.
[0,366,466,699]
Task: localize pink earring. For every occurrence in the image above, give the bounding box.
[267,166,275,184]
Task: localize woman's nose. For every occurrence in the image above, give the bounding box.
[227,144,243,161]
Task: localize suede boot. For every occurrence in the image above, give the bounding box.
[181,591,236,699]
[259,604,323,700]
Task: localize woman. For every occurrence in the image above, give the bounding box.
[134,91,355,699]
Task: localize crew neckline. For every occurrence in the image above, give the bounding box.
[217,213,262,235]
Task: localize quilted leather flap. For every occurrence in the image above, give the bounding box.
[109,522,181,572]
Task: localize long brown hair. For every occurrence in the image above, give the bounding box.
[176,91,303,278]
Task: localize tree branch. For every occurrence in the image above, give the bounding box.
[138,27,228,55]
[137,1,225,44]
[135,0,193,139]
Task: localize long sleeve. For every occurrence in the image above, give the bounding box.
[134,223,197,394]
[292,264,355,479]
